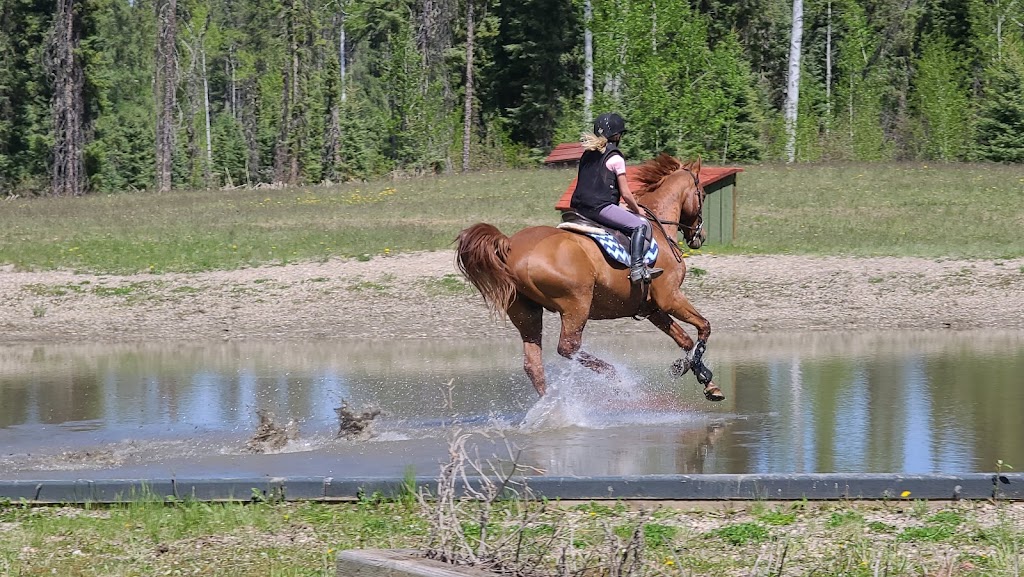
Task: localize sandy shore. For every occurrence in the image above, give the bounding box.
[2,251,1024,345]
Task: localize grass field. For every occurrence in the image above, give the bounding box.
[2,496,1023,577]
[2,163,1023,274]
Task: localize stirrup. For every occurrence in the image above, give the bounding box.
[629,265,660,283]
[628,266,646,283]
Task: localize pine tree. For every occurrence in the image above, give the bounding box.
[912,33,971,161]
[82,0,156,192]
[975,60,1024,162]
[482,0,581,149]
[155,0,178,192]
[0,0,16,192]
[50,0,86,196]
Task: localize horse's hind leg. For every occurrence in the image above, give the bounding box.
[508,297,547,396]
[556,310,616,376]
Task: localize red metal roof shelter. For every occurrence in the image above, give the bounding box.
[543,142,587,165]
[545,143,743,245]
[553,165,743,211]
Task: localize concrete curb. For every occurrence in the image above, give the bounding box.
[337,549,495,577]
[1,474,1021,504]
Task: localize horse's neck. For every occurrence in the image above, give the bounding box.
[641,171,686,223]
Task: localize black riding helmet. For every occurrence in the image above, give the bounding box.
[594,113,626,139]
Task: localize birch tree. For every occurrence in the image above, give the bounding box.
[825,0,831,133]
[583,0,593,121]
[462,0,474,171]
[339,0,347,102]
[182,7,213,188]
[783,0,803,162]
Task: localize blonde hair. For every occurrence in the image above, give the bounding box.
[581,132,608,152]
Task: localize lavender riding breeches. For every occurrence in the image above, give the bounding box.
[597,204,649,236]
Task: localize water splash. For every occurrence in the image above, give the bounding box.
[520,356,700,432]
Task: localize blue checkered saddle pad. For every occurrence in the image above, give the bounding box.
[557,221,659,267]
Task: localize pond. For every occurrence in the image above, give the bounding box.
[2,330,1022,480]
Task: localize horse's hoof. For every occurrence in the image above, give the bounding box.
[703,384,725,402]
[671,357,690,377]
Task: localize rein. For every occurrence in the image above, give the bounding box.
[640,204,684,263]
[639,167,704,264]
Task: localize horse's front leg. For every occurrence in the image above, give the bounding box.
[647,307,724,402]
[646,309,695,372]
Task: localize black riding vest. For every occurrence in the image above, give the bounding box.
[570,143,623,220]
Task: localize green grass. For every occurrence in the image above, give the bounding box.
[706,521,771,545]
[827,510,864,527]
[0,498,427,577]
[421,274,475,296]
[0,169,571,274]
[733,162,1024,258]
[346,274,395,293]
[1,499,1023,577]
[2,163,1023,274]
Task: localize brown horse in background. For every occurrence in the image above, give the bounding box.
[455,154,723,402]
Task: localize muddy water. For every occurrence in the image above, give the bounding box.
[1,331,1023,480]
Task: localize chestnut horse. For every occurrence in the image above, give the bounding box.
[456,154,723,402]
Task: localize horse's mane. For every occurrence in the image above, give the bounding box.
[633,153,693,196]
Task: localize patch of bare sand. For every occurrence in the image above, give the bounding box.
[2,252,1023,345]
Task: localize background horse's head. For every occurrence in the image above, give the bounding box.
[634,154,707,250]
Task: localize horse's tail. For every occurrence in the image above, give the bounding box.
[455,223,516,317]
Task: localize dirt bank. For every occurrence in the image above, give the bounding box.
[2,252,1023,345]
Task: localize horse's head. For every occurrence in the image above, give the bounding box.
[678,157,707,250]
[635,154,707,250]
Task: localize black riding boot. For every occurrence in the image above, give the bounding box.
[628,228,662,283]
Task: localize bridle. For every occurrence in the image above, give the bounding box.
[641,166,705,261]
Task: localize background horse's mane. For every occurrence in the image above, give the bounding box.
[633,153,694,196]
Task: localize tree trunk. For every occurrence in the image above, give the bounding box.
[651,0,657,53]
[202,46,213,188]
[783,0,803,163]
[274,0,297,184]
[242,82,258,186]
[228,47,237,119]
[289,45,300,183]
[421,0,433,94]
[185,38,198,188]
[825,0,831,134]
[461,0,474,171]
[155,0,177,192]
[50,0,85,196]
[583,0,592,122]
[339,4,346,102]
[326,100,341,180]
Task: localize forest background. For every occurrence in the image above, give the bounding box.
[1,0,1023,197]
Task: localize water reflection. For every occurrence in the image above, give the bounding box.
[1,331,1022,479]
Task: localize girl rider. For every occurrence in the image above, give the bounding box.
[569,113,662,284]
